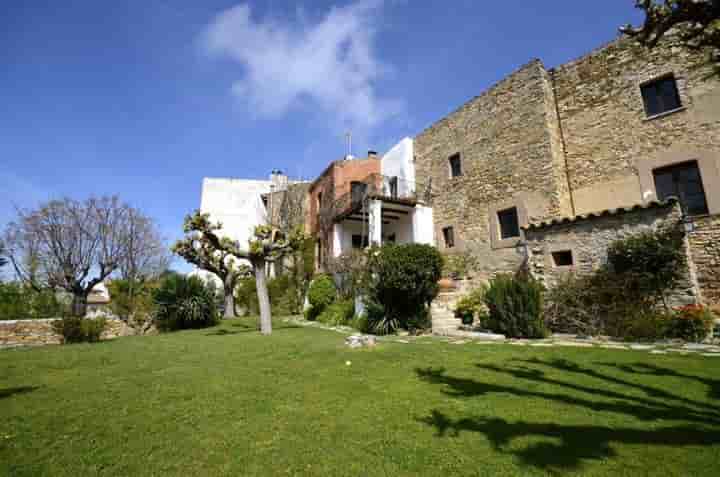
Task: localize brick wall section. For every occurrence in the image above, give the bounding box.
[689,215,720,305]
[0,318,134,348]
[525,202,699,306]
[307,157,380,268]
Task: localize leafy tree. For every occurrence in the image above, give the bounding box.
[621,0,720,74]
[173,211,294,334]
[173,212,251,318]
[3,196,159,316]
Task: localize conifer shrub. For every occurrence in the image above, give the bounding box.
[483,274,546,338]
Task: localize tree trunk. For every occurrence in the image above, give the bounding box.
[223,275,236,319]
[71,293,88,317]
[253,257,272,335]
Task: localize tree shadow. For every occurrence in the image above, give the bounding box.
[498,358,720,415]
[0,386,41,400]
[597,361,720,401]
[418,409,720,472]
[415,365,720,472]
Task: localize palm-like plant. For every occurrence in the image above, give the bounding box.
[153,274,218,331]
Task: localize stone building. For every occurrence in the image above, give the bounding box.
[413,35,720,306]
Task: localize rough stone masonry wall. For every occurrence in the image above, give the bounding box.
[525,203,699,306]
[551,36,720,214]
[414,60,572,284]
[689,215,720,306]
[0,318,134,348]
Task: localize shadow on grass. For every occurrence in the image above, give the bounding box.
[415,362,720,472]
[418,410,720,472]
[0,385,41,400]
[597,361,720,401]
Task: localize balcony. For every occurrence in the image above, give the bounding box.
[322,173,432,225]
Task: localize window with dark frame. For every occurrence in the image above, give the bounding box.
[351,181,367,205]
[497,207,520,240]
[352,234,369,249]
[317,192,322,211]
[552,250,574,267]
[448,153,462,178]
[388,176,398,198]
[653,161,709,215]
[442,226,455,248]
[641,75,682,117]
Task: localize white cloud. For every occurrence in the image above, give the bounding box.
[202,0,402,133]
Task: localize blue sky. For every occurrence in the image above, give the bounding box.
[1,1,642,271]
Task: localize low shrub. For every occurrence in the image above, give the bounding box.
[107,279,157,332]
[666,305,715,342]
[317,299,355,326]
[153,275,219,331]
[52,316,107,343]
[455,287,485,326]
[268,274,296,316]
[305,275,337,321]
[0,282,68,320]
[235,277,259,316]
[350,313,371,334]
[484,274,546,339]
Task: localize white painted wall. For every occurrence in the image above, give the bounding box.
[381,137,415,196]
[200,177,271,250]
[412,205,435,245]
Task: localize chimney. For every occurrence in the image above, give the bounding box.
[270,169,288,191]
[368,150,378,159]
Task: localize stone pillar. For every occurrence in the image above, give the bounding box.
[368,199,383,246]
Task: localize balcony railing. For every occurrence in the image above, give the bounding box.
[320,173,432,225]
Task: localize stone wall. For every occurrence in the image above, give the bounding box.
[413,34,720,297]
[689,215,720,305]
[414,60,572,284]
[524,201,698,306]
[0,318,135,348]
[551,36,720,214]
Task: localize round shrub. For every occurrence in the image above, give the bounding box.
[317,299,355,326]
[366,243,443,333]
[305,275,337,320]
[153,275,219,331]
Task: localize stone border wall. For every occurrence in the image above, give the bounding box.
[0,318,134,348]
[525,201,700,306]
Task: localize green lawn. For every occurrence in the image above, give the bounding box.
[1,319,719,476]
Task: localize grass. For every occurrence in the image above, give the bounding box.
[1,318,720,476]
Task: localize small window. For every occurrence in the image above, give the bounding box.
[551,250,574,267]
[449,153,462,178]
[351,181,367,205]
[653,161,709,215]
[352,234,368,249]
[497,207,520,239]
[388,176,398,198]
[317,192,323,210]
[442,226,455,248]
[641,75,681,117]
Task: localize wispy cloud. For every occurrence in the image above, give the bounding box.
[202,0,402,134]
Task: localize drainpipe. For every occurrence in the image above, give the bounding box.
[550,68,576,217]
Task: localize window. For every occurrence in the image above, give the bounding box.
[653,161,709,215]
[641,75,681,117]
[352,234,369,249]
[449,153,462,178]
[388,176,398,198]
[317,192,322,210]
[351,181,367,205]
[551,250,574,267]
[497,207,520,239]
[442,226,455,248]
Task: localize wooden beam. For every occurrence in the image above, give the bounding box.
[382,207,410,215]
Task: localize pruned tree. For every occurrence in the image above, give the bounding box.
[120,209,170,283]
[172,212,250,319]
[3,196,152,316]
[621,0,720,73]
